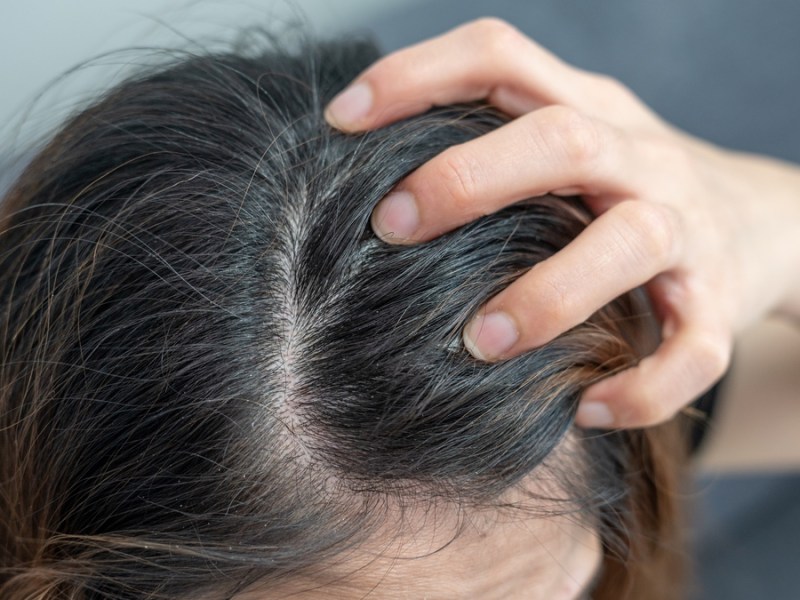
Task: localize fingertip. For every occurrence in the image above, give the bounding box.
[325,82,373,131]
[581,369,676,429]
[462,310,520,361]
[370,190,420,244]
[579,378,612,407]
[579,371,639,428]
[575,401,616,429]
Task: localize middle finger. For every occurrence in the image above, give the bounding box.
[371,106,641,244]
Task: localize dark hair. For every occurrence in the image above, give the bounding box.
[0,33,689,600]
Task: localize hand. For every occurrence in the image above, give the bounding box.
[325,19,800,429]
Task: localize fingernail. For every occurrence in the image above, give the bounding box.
[371,191,419,242]
[325,82,372,129]
[575,402,615,429]
[462,311,519,361]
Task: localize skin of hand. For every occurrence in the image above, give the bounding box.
[324,18,800,429]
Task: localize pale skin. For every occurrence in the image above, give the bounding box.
[237,468,603,600]
[324,18,800,432]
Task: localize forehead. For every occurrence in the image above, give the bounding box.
[237,480,603,600]
[235,432,603,600]
[359,501,602,600]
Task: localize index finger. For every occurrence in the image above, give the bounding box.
[370,105,640,244]
[324,18,584,131]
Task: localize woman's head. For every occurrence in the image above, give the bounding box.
[0,34,688,600]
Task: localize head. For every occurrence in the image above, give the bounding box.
[0,33,689,600]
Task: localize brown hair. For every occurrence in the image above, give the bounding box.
[0,34,690,599]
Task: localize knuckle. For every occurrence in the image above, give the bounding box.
[539,106,604,168]
[531,272,573,329]
[435,149,482,211]
[545,277,577,323]
[472,17,519,39]
[590,73,635,100]
[473,18,525,58]
[692,333,732,382]
[579,71,649,117]
[614,201,680,269]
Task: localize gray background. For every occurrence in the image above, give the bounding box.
[3,1,800,598]
[0,0,412,134]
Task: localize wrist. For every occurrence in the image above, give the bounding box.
[750,154,800,323]
[717,148,800,326]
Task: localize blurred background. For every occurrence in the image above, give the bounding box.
[2,1,799,598]
[0,0,415,182]
[0,0,394,130]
